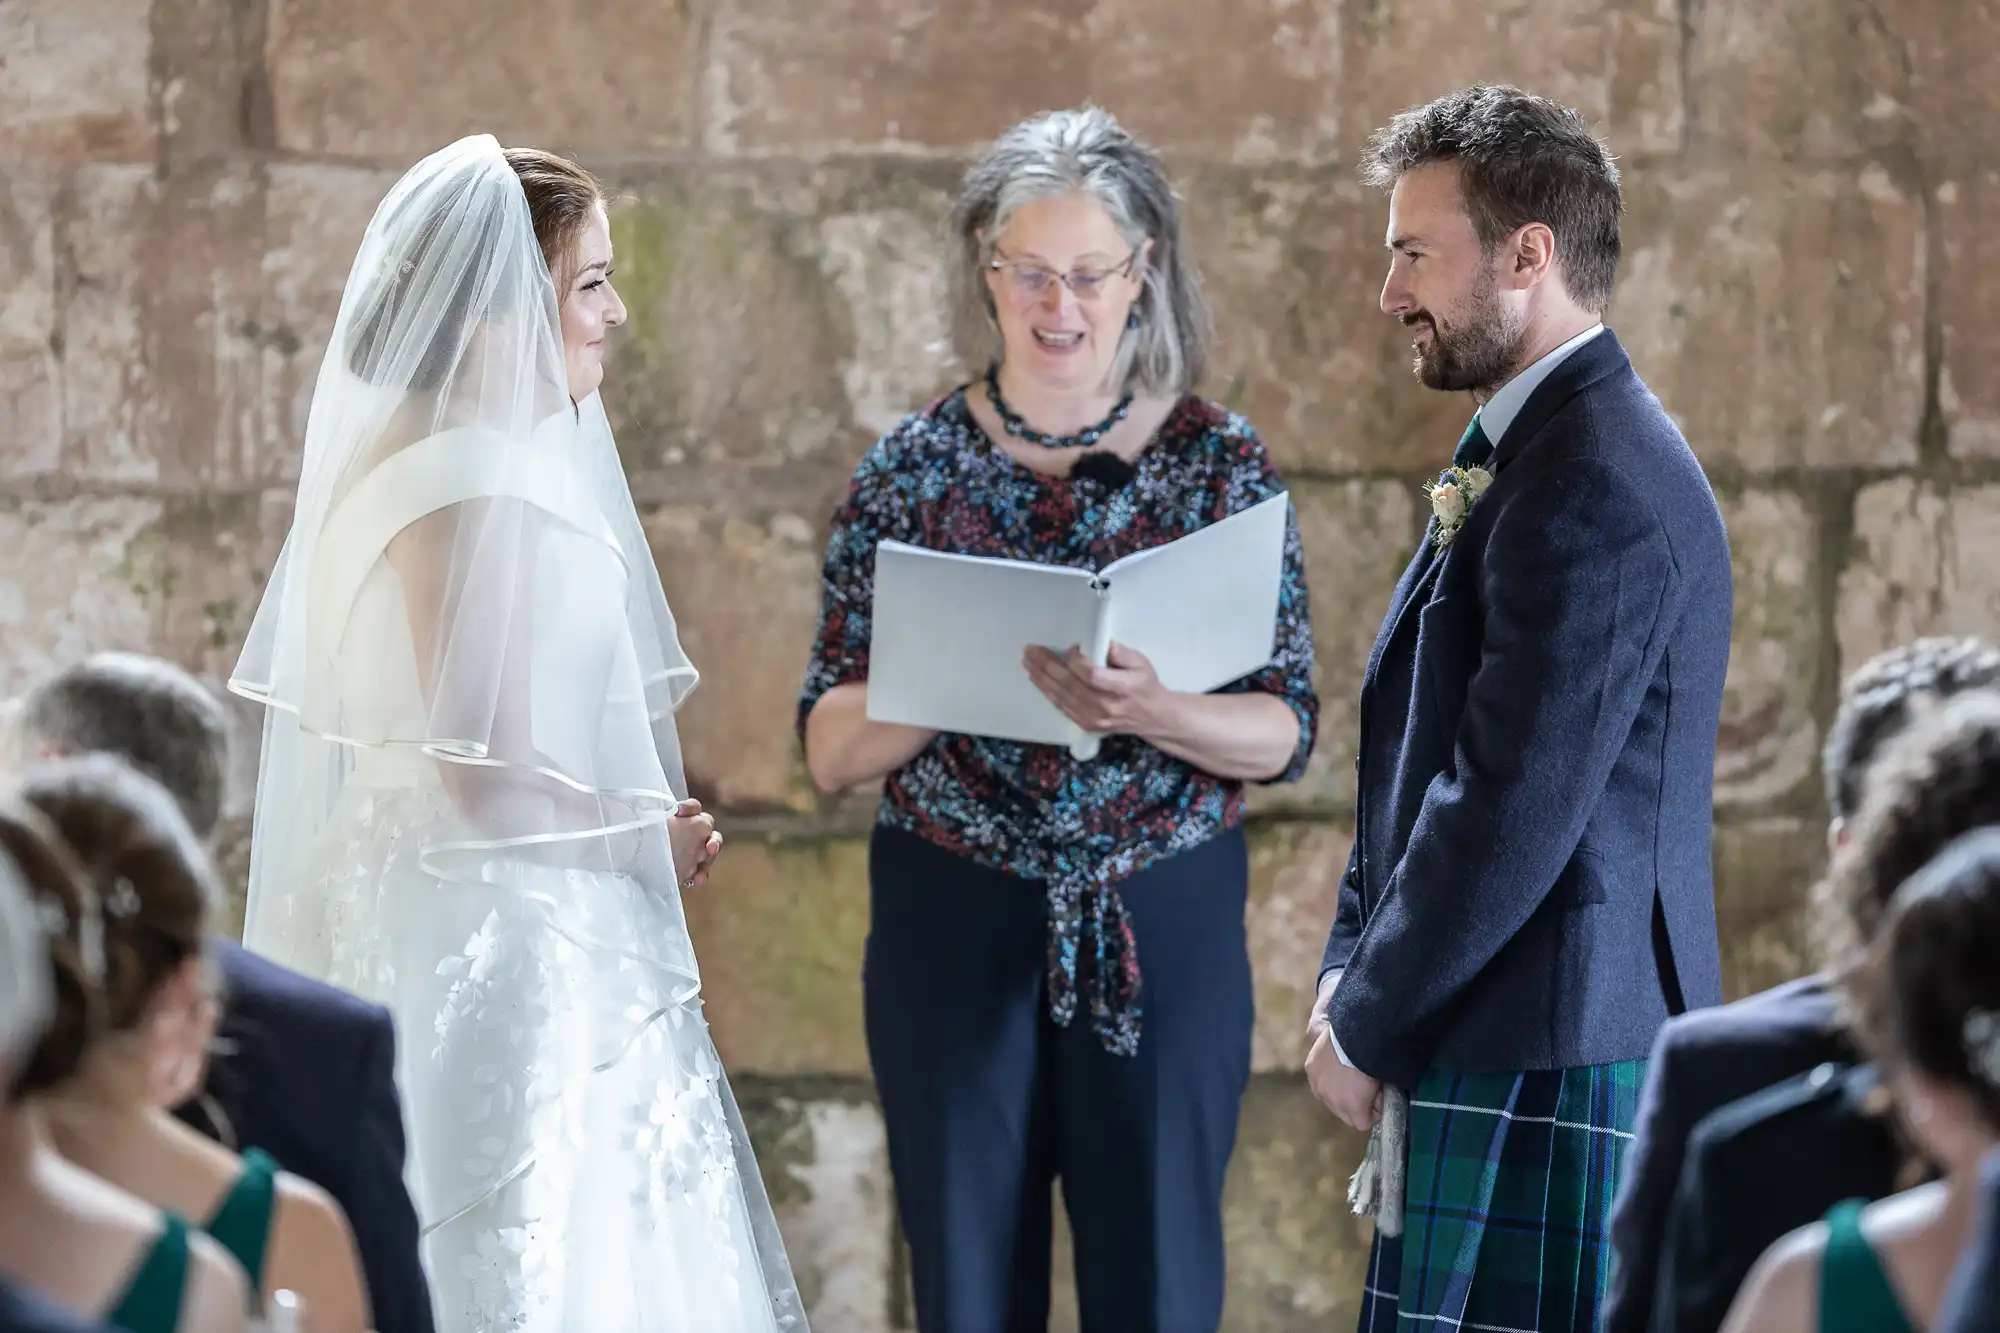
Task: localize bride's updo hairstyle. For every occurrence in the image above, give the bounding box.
[344,145,602,391]
[14,757,220,1045]
[503,147,604,303]
[344,188,489,393]
[0,800,102,1097]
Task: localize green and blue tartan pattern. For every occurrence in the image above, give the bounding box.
[1358,1059,1647,1333]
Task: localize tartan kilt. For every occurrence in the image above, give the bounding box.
[1358,1060,1647,1333]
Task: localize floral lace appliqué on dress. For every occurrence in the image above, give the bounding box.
[268,780,805,1333]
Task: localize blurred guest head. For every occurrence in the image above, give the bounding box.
[0,833,55,1088]
[19,653,229,841]
[1850,826,2000,1176]
[506,147,626,402]
[1822,637,2000,851]
[0,800,102,1102]
[949,105,1210,401]
[15,757,222,1111]
[1815,691,2000,984]
[1364,83,1621,395]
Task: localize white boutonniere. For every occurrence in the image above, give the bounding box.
[1426,465,1493,548]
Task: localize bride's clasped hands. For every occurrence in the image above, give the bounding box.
[669,799,723,888]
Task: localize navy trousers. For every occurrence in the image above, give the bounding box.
[864,824,1254,1333]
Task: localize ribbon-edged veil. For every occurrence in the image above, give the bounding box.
[233,133,696,889]
[230,135,806,1330]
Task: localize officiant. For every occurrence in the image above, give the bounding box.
[797,106,1319,1333]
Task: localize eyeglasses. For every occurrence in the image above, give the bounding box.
[987,247,1140,304]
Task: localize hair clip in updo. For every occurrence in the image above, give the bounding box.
[1965,1009,2000,1090]
[33,898,67,938]
[104,877,141,920]
[30,893,105,979]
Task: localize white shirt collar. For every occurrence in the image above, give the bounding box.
[1475,323,1605,451]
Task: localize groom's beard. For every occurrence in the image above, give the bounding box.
[1405,269,1524,395]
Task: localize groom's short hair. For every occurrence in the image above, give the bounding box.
[17,653,229,840]
[1362,84,1622,314]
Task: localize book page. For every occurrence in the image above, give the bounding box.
[1100,492,1289,693]
[866,542,1102,746]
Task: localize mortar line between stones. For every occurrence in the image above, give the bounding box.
[48,172,78,474]
[689,0,714,163]
[1916,183,1949,470]
[1677,0,1698,156]
[1810,471,1861,782]
[1848,0,1951,475]
[240,0,277,157]
[34,458,2000,509]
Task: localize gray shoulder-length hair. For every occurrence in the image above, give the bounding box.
[947,106,1211,398]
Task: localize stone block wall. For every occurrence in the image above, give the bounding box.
[3,1,1995,1327]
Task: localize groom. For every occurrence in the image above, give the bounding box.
[1306,85,1732,1332]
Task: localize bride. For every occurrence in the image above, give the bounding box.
[228,135,809,1332]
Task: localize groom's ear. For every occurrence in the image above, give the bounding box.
[1506,222,1558,290]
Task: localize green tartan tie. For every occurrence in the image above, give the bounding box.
[1452,415,1493,470]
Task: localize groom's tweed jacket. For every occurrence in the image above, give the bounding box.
[1320,330,1732,1089]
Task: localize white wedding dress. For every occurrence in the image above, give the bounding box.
[229,136,807,1333]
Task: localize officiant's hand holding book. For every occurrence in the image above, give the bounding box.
[1022,641,1175,744]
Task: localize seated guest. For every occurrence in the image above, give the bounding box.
[18,756,367,1331]
[1938,1148,1999,1333]
[1658,688,2000,1331]
[1722,821,2000,1333]
[1652,1060,1902,1333]
[0,800,247,1333]
[1607,636,2000,1333]
[17,653,434,1333]
[0,838,112,1333]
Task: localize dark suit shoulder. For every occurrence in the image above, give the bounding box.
[214,937,392,1041]
[1504,342,1718,529]
[1483,446,1674,561]
[1635,978,1853,1159]
[1689,1059,1885,1155]
[1490,410,1690,551]
[0,1280,109,1333]
[1655,975,1847,1067]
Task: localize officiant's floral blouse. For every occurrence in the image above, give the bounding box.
[799,387,1318,1056]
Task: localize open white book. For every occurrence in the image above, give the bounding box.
[865,492,1290,758]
